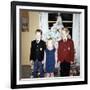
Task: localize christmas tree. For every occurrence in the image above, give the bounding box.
[47,13,64,42]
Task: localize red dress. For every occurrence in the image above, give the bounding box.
[58,39,74,63]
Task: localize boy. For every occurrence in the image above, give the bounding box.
[58,28,75,76]
[30,29,46,78]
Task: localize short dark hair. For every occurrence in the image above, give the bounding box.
[35,29,42,35]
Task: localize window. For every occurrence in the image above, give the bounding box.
[48,13,73,38]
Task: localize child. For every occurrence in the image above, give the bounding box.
[30,29,46,78]
[58,28,75,76]
[44,38,57,77]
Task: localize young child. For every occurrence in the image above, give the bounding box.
[30,29,46,78]
[44,38,57,77]
[58,28,75,76]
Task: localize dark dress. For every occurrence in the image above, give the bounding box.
[45,48,55,73]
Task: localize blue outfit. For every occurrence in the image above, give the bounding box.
[45,48,55,73]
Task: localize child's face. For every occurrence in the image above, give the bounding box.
[47,40,53,48]
[35,32,41,41]
[61,30,68,39]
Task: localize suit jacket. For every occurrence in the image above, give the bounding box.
[30,40,46,61]
[58,39,74,63]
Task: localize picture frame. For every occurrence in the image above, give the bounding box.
[11,1,88,89]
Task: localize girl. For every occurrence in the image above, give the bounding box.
[44,38,57,77]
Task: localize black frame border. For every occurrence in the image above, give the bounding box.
[11,1,88,89]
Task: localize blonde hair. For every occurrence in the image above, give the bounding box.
[60,27,71,39]
[47,38,53,41]
[46,38,54,47]
[61,27,70,33]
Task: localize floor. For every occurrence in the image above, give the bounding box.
[20,63,80,79]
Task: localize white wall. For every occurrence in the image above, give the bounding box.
[0,0,89,90]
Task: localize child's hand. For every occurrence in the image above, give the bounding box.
[70,61,74,64]
[30,60,34,66]
[57,61,60,67]
[30,60,34,70]
[42,60,44,64]
[55,63,58,68]
[55,61,60,68]
[58,61,61,64]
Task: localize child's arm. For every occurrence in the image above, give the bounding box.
[55,49,58,68]
[43,51,46,69]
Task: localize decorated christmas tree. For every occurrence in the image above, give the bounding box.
[47,13,64,42]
